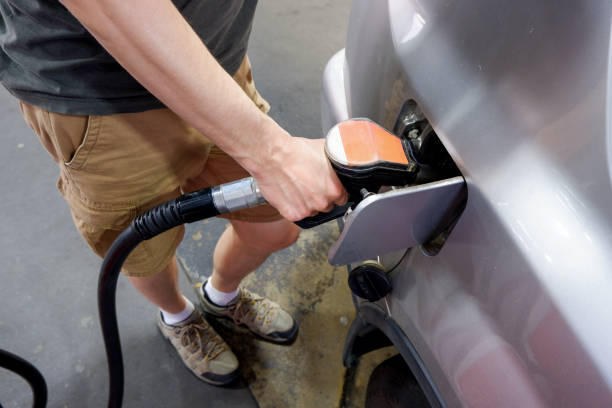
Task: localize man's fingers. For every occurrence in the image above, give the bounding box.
[335,189,349,206]
[321,203,335,213]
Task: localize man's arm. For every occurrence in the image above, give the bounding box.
[60,0,347,221]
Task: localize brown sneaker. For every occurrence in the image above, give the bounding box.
[199,284,299,344]
[157,309,240,385]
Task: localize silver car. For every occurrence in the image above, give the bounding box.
[322,1,612,406]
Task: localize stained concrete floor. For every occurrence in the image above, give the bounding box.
[0,1,353,407]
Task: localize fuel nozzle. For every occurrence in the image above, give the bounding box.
[325,119,418,199]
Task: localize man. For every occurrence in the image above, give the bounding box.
[0,0,347,385]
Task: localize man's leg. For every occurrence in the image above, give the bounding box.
[126,218,298,321]
[128,253,241,385]
[128,256,186,314]
[210,218,300,293]
[200,218,301,343]
[127,217,299,312]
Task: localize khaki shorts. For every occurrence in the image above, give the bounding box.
[19,56,282,277]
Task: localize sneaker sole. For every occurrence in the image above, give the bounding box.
[158,327,241,386]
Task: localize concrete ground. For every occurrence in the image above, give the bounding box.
[0,2,352,407]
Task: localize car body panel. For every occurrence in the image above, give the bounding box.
[322,0,612,406]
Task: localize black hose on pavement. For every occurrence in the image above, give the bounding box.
[0,348,48,408]
[98,187,220,408]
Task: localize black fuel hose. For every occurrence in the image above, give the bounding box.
[0,349,47,408]
[97,225,141,408]
[98,188,220,408]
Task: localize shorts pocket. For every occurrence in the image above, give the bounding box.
[45,111,102,170]
[64,115,102,170]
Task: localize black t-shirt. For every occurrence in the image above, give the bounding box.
[0,0,257,115]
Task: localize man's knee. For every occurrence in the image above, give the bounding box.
[231,219,299,253]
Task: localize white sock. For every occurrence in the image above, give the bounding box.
[161,296,195,325]
[204,280,238,307]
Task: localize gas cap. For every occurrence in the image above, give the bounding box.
[347,260,392,301]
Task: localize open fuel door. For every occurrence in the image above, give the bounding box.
[328,176,465,266]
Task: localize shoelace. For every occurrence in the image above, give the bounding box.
[179,323,226,360]
[229,290,276,326]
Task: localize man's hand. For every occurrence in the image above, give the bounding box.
[251,136,348,222]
